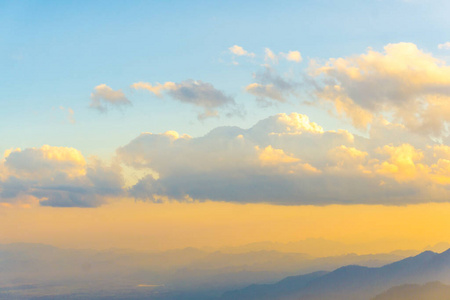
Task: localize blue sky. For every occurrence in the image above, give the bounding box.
[2,0,450,158]
[4,0,450,254]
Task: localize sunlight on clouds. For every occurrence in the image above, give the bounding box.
[245,66,297,104]
[4,115,450,208]
[90,84,131,112]
[433,144,450,158]
[256,145,300,164]
[132,80,236,119]
[131,81,177,96]
[317,84,374,128]
[4,145,87,178]
[430,159,450,185]
[245,83,285,103]
[375,144,427,182]
[0,146,123,207]
[116,112,450,205]
[281,50,302,63]
[312,42,450,136]
[263,48,302,64]
[275,112,324,134]
[162,130,191,140]
[328,145,368,167]
[229,45,255,57]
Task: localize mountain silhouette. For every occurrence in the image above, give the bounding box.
[221,248,450,300]
[220,271,327,300]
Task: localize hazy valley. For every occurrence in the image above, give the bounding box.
[2,241,450,299]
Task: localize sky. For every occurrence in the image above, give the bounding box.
[2,0,450,253]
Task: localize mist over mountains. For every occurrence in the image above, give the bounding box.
[223,248,450,300]
[2,242,450,299]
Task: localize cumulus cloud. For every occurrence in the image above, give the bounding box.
[90,84,131,112]
[131,80,237,119]
[310,42,450,137]
[229,45,255,57]
[0,146,124,207]
[117,112,450,205]
[5,112,449,207]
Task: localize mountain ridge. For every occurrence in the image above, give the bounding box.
[222,248,450,300]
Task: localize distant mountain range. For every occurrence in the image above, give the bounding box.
[222,248,450,300]
[0,242,412,299]
[3,243,450,299]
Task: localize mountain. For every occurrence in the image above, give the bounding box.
[222,248,450,300]
[373,281,450,300]
[0,243,409,299]
[220,271,328,300]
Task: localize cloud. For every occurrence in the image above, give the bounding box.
[59,106,75,124]
[265,48,278,64]
[0,146,124,207]
[90,84,131,112]
[4,112,450,207]
[264,48,303,64]
[246,83,285,103]
[257,145,300,164]
[438,42,450,50]
[281,50,302,63]
[117,112,450,205]
[229,45,255,57]
[310,42,450,137]
[374,144,426,182]
[4,145,86,179]
[131,80,237,119]
[131,82,176,97]
[245,67,297,105]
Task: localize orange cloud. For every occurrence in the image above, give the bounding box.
[257,145,300,165]
[312,43,450,135]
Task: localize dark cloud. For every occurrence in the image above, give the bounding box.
[132,80,239,119]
